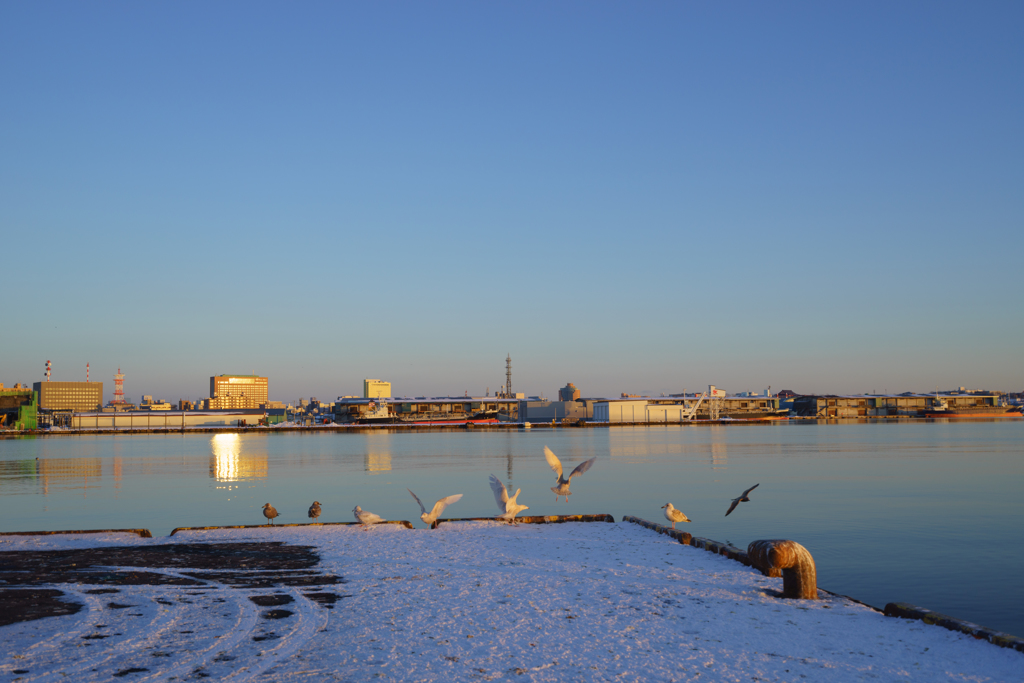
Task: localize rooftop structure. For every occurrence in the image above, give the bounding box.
[558,383,580,401]
[363,379,391,399]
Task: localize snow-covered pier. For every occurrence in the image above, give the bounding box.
[1,521,1020,681]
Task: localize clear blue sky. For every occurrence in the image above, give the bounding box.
[2,2,1021,402]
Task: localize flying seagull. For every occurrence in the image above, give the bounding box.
[408,489,463,528]
[725,484,760,517]
[262,503,279,525]
[308,501,321,522]
[489,474,529,524]
[661,503,692,529]
[543,446,596,502]
[353,505,385,526]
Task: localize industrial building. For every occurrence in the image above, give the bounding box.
[0,386,37,430]
[558,383,580,401]
[593,392,787,423]
[518,398,597,422]
[32,381,103,412]
[209,375,268,410]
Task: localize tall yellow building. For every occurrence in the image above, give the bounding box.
[363,379,391,399]
[209,375,268,409]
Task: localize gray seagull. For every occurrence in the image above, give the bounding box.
[262,503,279,525]
[308,501,321,522]
[725,484,760,517]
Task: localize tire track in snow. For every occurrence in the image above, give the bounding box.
[221,587,329,682]
[25,589,188,681]
[20,585,104,659]
[134,586,260,683]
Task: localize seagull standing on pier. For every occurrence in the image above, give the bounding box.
[308,501,321,522]
[661,503,691,529]
[353,505,385,526]
[725,484,760,517]
[489,475,529,524]
[408,489,463,528]
[262,503,279,525]
[543,446,596,502]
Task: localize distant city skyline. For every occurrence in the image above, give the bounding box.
[2,2,1022,399]
[4,356,1017,406]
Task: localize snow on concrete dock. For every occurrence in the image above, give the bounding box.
[1,521,1019,682]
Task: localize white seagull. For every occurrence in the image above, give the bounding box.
[489,474,529,524]
[408,489,463,527]
[661,503,692,529]
[543,446,596,502]
[353,505,385,526]
[725,483,760,517]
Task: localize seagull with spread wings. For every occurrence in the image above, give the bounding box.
[408,489,463,528]
[543,446,596,502]
[353,505,385,526]
[725,484,760,517]
[489,474,529,524]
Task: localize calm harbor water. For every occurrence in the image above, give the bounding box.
[1,421,1022,637]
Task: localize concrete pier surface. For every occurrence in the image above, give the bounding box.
[0,522,1020,681]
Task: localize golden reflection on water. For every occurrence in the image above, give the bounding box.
[708,426,728,470]
[209,434,268,483]
[364,434,392,474]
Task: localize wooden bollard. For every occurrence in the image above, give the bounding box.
[747,539,817,599]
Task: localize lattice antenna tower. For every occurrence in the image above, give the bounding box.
[505,354,512,398]
[112,367,125,404]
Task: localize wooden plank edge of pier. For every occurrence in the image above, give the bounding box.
[168,520,414,535]
[883,602,1024,654]
[621,515,750,565]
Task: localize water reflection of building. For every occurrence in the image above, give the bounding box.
[36,458,104,495]
[209,433,268,482]
[709,441,728,469]
[364,434,392,474]
[365,451,391,474]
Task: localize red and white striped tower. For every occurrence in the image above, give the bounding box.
[86,363,90,383]
[112,367,125,404]
[45,360,51,382]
